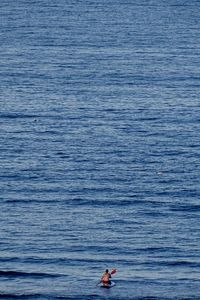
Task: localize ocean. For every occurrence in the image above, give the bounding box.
[0,0,200,299]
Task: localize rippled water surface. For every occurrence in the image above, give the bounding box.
[0,0,200,299]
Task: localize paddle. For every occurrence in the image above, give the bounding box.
[111,269,117,275]
[96,269,117,286]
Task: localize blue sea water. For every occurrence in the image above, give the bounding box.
[0,0,200,299]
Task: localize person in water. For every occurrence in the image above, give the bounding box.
[101,269,111,285]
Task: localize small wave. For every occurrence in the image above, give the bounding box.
[0,292,197,300]
[0,113,40,119]
[145,260,200,268]
[0,270,62,278]
[3,199,45,204]
[0,296,171,300]
[0,293,42,299]
[165,261,200,268]
[170,204,200,212]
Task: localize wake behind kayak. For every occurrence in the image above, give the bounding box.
[100,281,116,288]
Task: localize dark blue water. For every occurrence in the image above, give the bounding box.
[1,0,200,299]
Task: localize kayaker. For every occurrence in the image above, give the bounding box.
[101,269,111,285]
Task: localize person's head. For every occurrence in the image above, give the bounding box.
[105,269,109,273]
